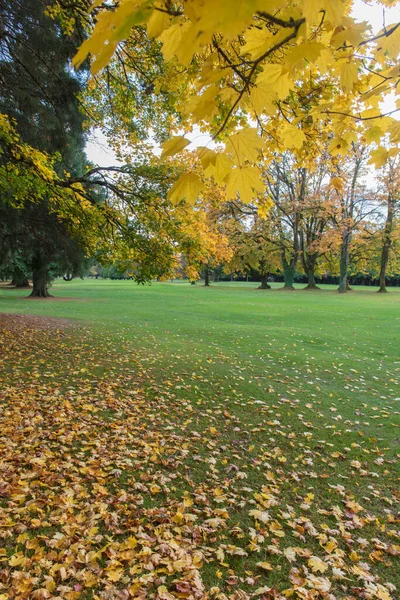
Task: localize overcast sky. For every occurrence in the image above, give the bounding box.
[85,0,400,168]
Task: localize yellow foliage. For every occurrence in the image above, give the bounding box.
[167,172,204,204]
[225,166,264,204]
[161,136,190,158]
[72,0,400,200]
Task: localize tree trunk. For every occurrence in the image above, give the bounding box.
[258,273,271,289]
[378,194,395,293]
[204,268,210,287]
[378,248,390,293]
[190,281,196,285]
[281,262,296,290]
[303,267,320,290]
[15,278,30,288]
[10,267,30,288]
[338,235,350,293]
[29,259,52,298]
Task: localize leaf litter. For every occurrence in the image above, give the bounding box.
[0,314,399,600]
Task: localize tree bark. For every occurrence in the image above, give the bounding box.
[281,256,296,290]
[190,281,196,285]
[204,268,210,287]
[10,267,30,288]
[303,267,320,290]
[258,273,271,289]
[29,257,52,298]
[338,234,350,293]
[378,193,395,293]
[282,266,296,289]
[337,150,365,293]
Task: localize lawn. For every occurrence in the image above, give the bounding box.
[0,280,399,600]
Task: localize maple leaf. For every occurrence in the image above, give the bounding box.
[226,128,264,165]
[339,62,359,91]
[308,556,329,573]
[369,147,389,169]
[106,567,123,582]
[168,173,204,204]
[205,153,235,184]
[256,561,273,570]
[225,166,264,203]
[284,547,297,562]
[161,136,190,159]
[281,125,307,150]
[250,83,277,115]
[302,0,324,25]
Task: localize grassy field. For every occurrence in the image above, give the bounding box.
[0,280,399,599]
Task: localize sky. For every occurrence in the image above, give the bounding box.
[85,0,400,168]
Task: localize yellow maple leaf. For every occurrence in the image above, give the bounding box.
[198,147,217,169]
[107,567,123,582]
[226,127,263,165]
[9,554,26,567]
[168,173,204,205]
[157,22,193,64]
[256,63,284,85]
[225,166,264,204]
[185,85,220,121]
[281,125,307,150]
[369,147,389,169]
[302,0,323,26]
[364,125,384,144]
[308,555,328,573]
[330,176,343,192]
[332,22,368,48]
[205,153,234,184]
[161,136,190,159]
[286,42,324,72]
[157,585,176,600]
[284,547,297,562]
[377,23,400,59]
[339,62,358,91]
[324,539,338,553]
[250,83,277,115]
[389,119,400,143]
[146,8,170,38]
[256,561,273,570]
[323,0,347,27]
[241,27,275,60]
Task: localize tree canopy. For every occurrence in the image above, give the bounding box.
[72,0,400,206]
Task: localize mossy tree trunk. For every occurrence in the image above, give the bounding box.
[10,266,30,288]
[258,272,271,289]
[338,234,350,293]
[29,255,51,298]
[303,267,319,290]
[378,191,395,293]
[204,266,210,287]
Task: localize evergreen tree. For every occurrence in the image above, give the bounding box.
[0,0,89,295]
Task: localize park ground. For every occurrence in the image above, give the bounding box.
[0,280,399,600]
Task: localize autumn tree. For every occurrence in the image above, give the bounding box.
[296,158,334,290]
[178,198,233,286]
[73,0,400,209]
[223,208,280,289]
[327,146,379,292]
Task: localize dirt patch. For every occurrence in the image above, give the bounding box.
[0,313,79,332]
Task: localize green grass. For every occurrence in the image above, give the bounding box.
[1,279,399,448]
[0,279,399,598]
